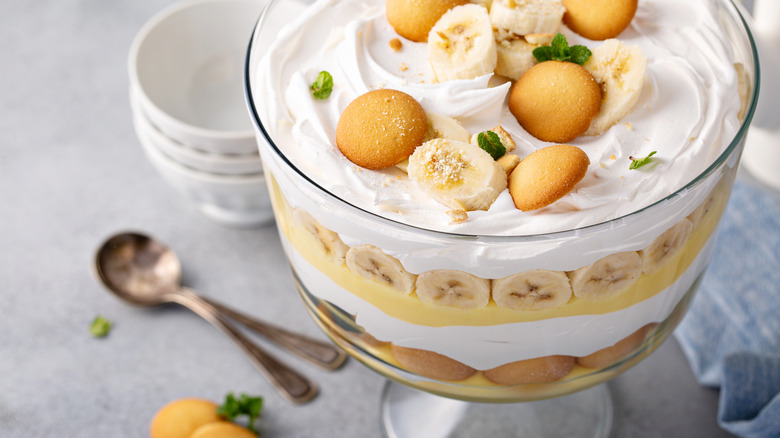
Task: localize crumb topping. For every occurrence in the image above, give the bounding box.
[389,37,403,51]
[420,141,467,187]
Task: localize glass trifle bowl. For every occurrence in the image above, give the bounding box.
[246,0,758,435]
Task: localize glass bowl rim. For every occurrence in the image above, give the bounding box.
[244,0,761,243]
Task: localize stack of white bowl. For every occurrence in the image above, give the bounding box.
[128,0,272,228]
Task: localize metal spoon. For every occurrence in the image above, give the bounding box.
[93,232,344,403]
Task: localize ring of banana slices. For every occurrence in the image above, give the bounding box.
[291,203,710,312]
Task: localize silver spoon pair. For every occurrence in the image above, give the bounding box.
[93,232,346,404]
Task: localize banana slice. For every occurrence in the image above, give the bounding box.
[583,39,647,135]
[639,219,694,275]
[424,112,472,143]
[397,112,472,174]
[494,33,554,80]
[395,159,410,173]
[415,269,491,309]
[292,209,349,264]
[688,171,734,229]
[493,269,573,310]
[428,4,497,82]
[398,112,473,173]
[568,251,642,301]
[345,244,417,294]
[735,62,750,121]
[489,0,565,37]
[495,38,535,81]
[470,0,493,11]
[687,193,715,230]
[407,138,507,211]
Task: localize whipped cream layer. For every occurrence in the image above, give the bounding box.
[257,0,741,237]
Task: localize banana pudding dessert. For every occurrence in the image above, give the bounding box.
[251,0,751,401]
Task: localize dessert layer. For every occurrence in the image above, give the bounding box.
[281,214,715,369]
[268,175,723,369]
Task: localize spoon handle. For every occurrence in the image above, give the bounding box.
[173,289,318,404]
[202,296,347,370]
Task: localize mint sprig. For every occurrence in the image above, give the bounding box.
[90,315,112,338]
[218,393,264,435]
[477,130,506,160]
[629,151,657,170]
[532,33,592,65]
[310,71,333,100]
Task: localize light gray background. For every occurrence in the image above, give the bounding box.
[1,0,759,436]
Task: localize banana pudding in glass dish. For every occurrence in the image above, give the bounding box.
[247,0,757,402]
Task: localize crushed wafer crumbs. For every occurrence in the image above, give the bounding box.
[447,209,468,223]
[389,38,403,51]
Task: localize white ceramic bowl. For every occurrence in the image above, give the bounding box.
[128,0,264,154]
[130,87,264,175]
[132,110,273,228]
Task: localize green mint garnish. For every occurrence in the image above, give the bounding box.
[310,71,333,100]
[629,151,657,170]
[532,33,592,65]
[218,393,264,436]
[477,130,506,160]
[90,315,112,338]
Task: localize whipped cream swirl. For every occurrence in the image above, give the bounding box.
[257,0,740,237]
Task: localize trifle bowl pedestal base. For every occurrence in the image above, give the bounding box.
[381,380,612,438]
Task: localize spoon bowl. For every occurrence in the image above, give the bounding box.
[95,232,182,306]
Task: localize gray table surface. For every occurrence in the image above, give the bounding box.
[1,0,764,436]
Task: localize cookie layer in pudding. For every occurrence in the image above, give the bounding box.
[300,286,686,401]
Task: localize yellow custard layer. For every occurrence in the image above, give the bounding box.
[268,174,727,328]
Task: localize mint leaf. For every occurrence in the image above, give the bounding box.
[90,315,112,338]
[218,393,264,436]
[244,397,263,434]
[310,71,333,100]
[217,393,240,420]
[532,46,552,62]
[532,33,592,65]
[477,131,506,160]
[551,33,570,60]
[570,45,593,65]
[629,151,657,170]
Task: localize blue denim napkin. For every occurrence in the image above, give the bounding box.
[674,179,780,438]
